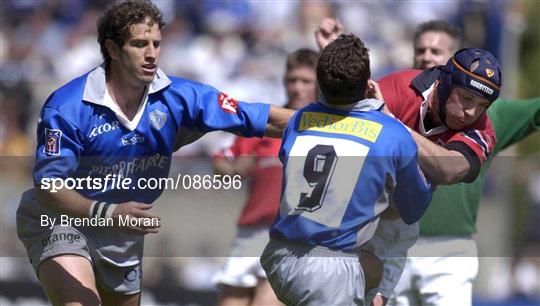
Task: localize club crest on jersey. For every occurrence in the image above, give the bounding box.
[44,128,62,155]
[149,110,167,130]
[218,92,238,114]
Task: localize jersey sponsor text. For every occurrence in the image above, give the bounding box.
[298,112,382,142]
[89,121,120,138]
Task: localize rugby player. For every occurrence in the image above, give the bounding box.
[388,21,540,306]
[261,33,434,306]
[16,1,291,305]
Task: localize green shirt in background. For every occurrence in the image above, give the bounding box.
[420,97,540,236]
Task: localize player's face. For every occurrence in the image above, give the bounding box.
[413,31,454,70]
[444,87,490,130]
[284,66,317,110]
[117,20,161,86]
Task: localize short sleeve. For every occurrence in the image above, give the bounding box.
[33,107,84,185]
[446,115,496,163]
[444,115,496,182]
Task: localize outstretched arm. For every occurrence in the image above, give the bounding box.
[264,105,294,138]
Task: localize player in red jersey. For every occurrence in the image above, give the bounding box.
[316,18,501,306]
[316,18,497,185]
[212,48,319,306]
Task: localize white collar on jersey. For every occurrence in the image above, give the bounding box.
[81,64,172,131]
[82,64,171,105]
[418,83,447,137]
[318,95,385,112]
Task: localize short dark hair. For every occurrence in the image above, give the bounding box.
[97,0,165,69]
[316,34,370,105]
[286,48,319,72]
[413,20,460,51]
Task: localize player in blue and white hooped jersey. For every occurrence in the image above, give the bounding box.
[15,1,291,306]
[260,34,433,306]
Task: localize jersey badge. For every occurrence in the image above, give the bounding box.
[44,128,62,155]
[218,92,238,114]
[149,109,167,131]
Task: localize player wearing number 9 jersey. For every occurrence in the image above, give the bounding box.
[261,34,434,306]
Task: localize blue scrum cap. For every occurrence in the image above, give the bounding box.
[437,48,502,115]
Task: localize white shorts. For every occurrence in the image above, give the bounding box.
[388,236,479,306]
[261,238,365,306]
[213,226,270,287]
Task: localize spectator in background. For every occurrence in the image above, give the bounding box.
[412,20,460,70]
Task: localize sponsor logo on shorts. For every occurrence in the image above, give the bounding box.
[44,128,62,155]
[125,267,141,282]
[41,232,82,247]
[218,92,238,114]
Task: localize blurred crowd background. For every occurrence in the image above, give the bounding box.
[1,1,539,305]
